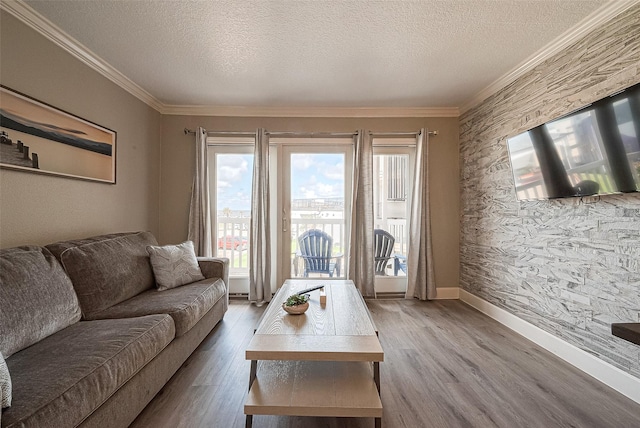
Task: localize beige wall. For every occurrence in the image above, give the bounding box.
[0,12,162,247]
[160,115,460,289]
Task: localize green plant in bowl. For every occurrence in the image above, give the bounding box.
[284,294,309,307]
[282,293,310,315]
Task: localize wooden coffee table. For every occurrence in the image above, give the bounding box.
[244,280,384,427]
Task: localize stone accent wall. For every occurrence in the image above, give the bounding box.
[460,6,640,378]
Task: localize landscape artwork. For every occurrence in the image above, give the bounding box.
[0,86,116,183]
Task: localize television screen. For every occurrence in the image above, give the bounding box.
[507,82,640,201]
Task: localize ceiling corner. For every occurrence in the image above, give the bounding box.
[459,0,640,116]
[1,0,164,112]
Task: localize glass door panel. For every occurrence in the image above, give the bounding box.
[215,153,253,275]
[373,143,414,293]
[280,142,352,282]
[207,143,254,293]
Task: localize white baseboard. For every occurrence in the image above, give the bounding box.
[459,289,640,404]
[434,287,460,300]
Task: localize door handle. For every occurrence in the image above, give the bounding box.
[283,208,288,232]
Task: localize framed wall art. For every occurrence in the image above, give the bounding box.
[0,86,116,183]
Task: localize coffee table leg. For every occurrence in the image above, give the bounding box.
[249,360,257,391]
[246,360,257,427]
[374,362,380,393]
[374,362,381,427]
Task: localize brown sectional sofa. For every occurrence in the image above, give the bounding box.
[0,232,229,428]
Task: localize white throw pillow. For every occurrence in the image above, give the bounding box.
[146,241,205,291]
[0,351,11,409]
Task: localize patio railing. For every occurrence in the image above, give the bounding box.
[214,216,406,277]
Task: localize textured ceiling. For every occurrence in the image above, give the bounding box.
[23,0,609,110]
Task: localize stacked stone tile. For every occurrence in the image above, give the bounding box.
[460,6,640,378]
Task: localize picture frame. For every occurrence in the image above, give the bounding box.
[0,85,116,184]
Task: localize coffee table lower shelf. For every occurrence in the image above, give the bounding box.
[244,360,382,427]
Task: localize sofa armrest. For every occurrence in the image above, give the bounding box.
[197,257,229,287]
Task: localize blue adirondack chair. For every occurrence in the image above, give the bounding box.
[374,229,395,276]
[297,229,342,277]
[394,254,407,276]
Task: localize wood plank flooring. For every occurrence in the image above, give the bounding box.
[130,299,640,428]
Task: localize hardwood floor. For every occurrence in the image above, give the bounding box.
[130,299,640,428]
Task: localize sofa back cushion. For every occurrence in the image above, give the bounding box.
[46,232,159,318]
[0,246,81,357]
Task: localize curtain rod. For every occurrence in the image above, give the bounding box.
[184,128,437,138]
[370,130,438,137]
[184,128,256,137]
[184,128,356,138]
[267,131,356,138]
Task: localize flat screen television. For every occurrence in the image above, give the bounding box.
[507,82,640,201]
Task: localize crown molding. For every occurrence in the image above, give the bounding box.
[0,0,164,112]
[459,0,640,115]
[160,104,460,118]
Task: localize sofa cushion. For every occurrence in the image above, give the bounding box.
[88,278,226,337]
[1,351,11,409]
[146,240,205,291]
[0,246,81,358]
[46,231,159,318]
[2,315,175,428]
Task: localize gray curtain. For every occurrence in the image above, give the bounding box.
[249,128,271,303]
[348,130,375,297]
[187,127,212,257]
[405,128,436,300]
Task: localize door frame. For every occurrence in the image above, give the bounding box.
[372,138,416,294]
[273,139,354,287]
[207,140,254,295]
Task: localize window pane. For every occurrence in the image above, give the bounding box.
[373,153,408,277]
[215,153,253,274]
[387,155,407,201]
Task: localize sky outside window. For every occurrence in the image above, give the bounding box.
[215,152,345,211]
[216,153,253,212]
[290,153,344,200]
